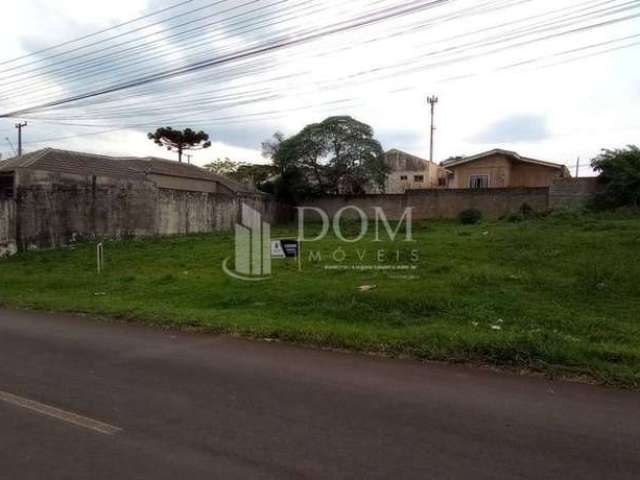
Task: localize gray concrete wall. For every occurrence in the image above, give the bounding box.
[157,190,235,235]
[0,198,16,257]
[16,170,158,251]
[6,169,290,254]
[156,190,290,236]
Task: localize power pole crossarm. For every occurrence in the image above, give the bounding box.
[15,121,27,157]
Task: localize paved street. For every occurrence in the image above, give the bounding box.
[0,308,638,479]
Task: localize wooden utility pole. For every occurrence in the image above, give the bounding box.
[15,121,27,157]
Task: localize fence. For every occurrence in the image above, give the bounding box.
[299,178,601,221]
[2,172,290,256]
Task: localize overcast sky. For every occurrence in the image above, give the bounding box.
[0,0,638,174]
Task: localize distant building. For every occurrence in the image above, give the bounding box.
[441,149,570,189]
[378,149,449,194]
[0,148,254,196]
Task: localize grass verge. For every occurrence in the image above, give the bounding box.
[1,212,639,387]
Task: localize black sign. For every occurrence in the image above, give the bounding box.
[280,239,299,258]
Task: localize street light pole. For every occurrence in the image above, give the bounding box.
[427,96,438,163]
[15,122,27,157]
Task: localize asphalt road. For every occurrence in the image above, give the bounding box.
[0,308,638,479]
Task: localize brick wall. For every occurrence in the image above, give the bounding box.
[549,177,602,209]
[301,187,549,221]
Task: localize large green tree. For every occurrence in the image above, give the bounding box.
[266,116,387,200]
[148,127,211,163]
[591,145,640,208]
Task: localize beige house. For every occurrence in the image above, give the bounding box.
[441,149,570,189]
[380,149,448,193]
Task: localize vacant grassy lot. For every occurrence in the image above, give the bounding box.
[1,212,639,386]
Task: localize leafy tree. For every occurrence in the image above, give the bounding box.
[591,145,640,208]
[203,157,277,192]
[261,131,286,170]
[267,116,388,200]
[234,164,277,187]
[203,157,238,175]
[268,168,321,204]
[148,127,211,163]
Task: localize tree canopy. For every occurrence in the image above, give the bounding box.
[203,157,237,175]
[591,145,640,208]
[203,157,276,190]
[148,127,211,163]
[264,116,388,201]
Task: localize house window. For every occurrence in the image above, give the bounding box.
[414,175,424,182]
[469,175,489,189]
[400,175,408,181]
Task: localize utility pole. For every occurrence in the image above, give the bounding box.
[427,96,438,163]
[575,156,580,178]
[15,121,27,157]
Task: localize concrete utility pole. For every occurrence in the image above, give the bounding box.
[15,121,27,157]
[575,156,580,178]
[427,96,438,163]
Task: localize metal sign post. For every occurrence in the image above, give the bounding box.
[97,242,104,274]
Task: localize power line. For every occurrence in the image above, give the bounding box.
[0,0,197,67]
[0,0,224,74]
[18,29,640,147]
[3,0,639,137]
[0,0,453,118]
[0,0,622,111]
[25,2,638,124]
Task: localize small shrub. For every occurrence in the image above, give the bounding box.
[506,203,538,223]
[458,208,482,225]
[506,212,525,223]
[547,208,587,223]
[519,203,536,218]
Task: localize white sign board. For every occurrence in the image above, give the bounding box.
[271,240,286,258]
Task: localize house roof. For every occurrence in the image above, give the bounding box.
[0,148,254,193]
[0,148,146,180]
[118,157,253,193]
[384,149,431,171]
[440,148,567,171]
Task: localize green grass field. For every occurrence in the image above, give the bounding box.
[1,211,639,386]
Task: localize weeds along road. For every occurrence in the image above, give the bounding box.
[0,308,638,479]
